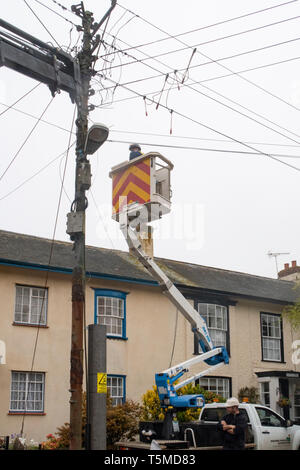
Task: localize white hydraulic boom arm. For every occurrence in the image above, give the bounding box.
[120,216,229,409]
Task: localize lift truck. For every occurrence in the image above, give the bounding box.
[109,152,229,442]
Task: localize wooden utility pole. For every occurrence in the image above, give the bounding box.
[68,5,93,450]
[68,1,116,450]
[0,0,116,450]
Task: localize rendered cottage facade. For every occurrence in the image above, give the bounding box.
[0,230,299,443]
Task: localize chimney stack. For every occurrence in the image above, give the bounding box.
[278,260,300,281]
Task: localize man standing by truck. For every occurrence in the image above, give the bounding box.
[220,397,248,450]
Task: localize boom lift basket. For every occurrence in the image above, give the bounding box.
[109,152,173,222]
[109,149,229,425]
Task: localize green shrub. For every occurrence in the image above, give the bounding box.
[107,399,142,448]
[141,383,225,423]
[41,392,142,450]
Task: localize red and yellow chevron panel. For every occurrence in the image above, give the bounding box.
[112,157,151,214]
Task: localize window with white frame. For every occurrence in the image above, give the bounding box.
[14,286,47,326]
[261,313,282,362]
[294,385,300,421]
[10,372,45,413]
[107,376,125,406]
[260,382,270,407]
[197,377,230,399]
[197,303,228,348]
[95,291,126,338]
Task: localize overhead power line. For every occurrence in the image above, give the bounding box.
[0,96,55,183]
[109,128,300,148]
[2,95,300,152]
[0,142,75,202]
[2,96,300,152]
[97,54,300,109]
[31,0,80,28]
[0,101,75,134]
[108,0,298,57]
[103,14,300,69]
[96,41,300,147]
[102,76,300,173]
[98,32,300,115]
[107,138,300,158]
[102,35,300,76]
[0,82,41,117]
[115,4,300,117]
[23,0,61,48]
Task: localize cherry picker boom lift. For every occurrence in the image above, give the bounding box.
[109,152,229,436]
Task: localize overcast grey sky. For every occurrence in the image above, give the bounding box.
[1,0,300,279]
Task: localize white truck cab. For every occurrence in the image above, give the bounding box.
[199,402,300,450]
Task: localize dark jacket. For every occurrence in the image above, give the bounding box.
[219,410,248,450]
[129,151,142,161]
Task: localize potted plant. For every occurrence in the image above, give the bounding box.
[277,397,291,408]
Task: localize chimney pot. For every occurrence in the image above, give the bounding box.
[284,263,289,270]
[292,260,297,268]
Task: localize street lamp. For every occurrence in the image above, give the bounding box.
[85,123,109,155]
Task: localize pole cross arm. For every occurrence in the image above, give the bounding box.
[0,34,80,102]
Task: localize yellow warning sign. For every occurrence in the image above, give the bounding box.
[97,373,107,393]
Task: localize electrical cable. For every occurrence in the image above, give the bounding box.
[96,43,300,147]
[89,188,117,250]
[103,14,300,69]
[101,35,300,77]
[50,0,74,15]
[107,138,300,158]
[3,96,300,155]
[102,77,300,173]
[0,101,76,134]
[95,18,300,146]
[31,0,80,28]
[107,0,298,57]
[20,105,76,437]
[97,34,300,117]
[23,0,61,48]
[0,96,55,184]
[97,53,300,110]
[0,142,75,202]
[109,128,300,149]
[0,82,41,117]
[115,4,300,117]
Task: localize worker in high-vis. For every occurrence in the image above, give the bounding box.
[129,143,143,161]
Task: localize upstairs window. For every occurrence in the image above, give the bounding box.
[14,286,48,326]
[260,313,283,362]
[95,290,127,339]
[197,303,228,349]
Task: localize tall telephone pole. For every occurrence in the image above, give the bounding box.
[0,0,116,450]
[67,1,116,450]
[68,5,93,451]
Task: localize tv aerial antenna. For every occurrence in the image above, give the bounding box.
[267,251,290,275]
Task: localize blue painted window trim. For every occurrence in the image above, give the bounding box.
[0,259,157,286]
[107,374,126,404]
[94,289,128,340]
